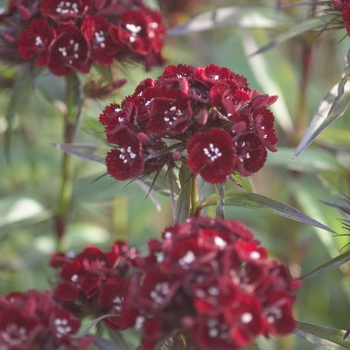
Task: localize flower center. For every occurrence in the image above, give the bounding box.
[119,146,137,163]
[203,143,222,162]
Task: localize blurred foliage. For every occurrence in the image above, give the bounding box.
[2,0,350,349]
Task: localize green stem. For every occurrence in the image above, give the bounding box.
[176,163,193,223]
[191,175,199,217]
[55,71,82,248]
[215,183,225,219]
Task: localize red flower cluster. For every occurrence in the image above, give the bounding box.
[0,0,166,74]
[100,64,278,184]
[0,290,93,349]
[122,217,299,350]
[340,0,350,35]
[50,241,138,330]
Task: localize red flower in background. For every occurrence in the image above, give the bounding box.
[48,25,91,76]
[0,290,93,349]
[120,217,299,350]
[17,19,54,66]
[100,63,278,184]
[50,241,139,330]
[41,0,91,24]
[0,0,166,74]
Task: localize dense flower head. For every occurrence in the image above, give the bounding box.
[121,217,299,350]
[100,63,278,184]
[50,241,139,330]
[0,0,166,74]
[0,289,93,349]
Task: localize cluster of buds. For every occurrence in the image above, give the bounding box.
[50,241,138,330]
[99,63,278,184]
[0,290,93,349]
[122,217,299,349]
[0,0,166,75]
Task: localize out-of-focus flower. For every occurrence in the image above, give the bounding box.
[121,217,300,350]
[0,0,166,74]
[50,241,139,330]
[100,63,278,184]
[0,290,93,349]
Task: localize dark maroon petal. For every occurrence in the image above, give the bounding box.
[111,10,151,55]
[98,277,125,308]
[194,64,233,86]
[185,314,237,350]
[17,20,54,66]
[41,0,91,24]
[81,16,120,66]
[80,274,101,298]
[146,89,192,136]
[48,25,91,76]
[49,308,81,342]
[141,317,161,350]
[106,128,144,180]
[234,132,267,176]
[187,128,236,184]
[227,295,265,346]
[56,283,80,301]
[253,108,278,152]
[263,292,296,335]
[0,308,40,347]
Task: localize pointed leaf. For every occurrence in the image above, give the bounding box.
[300,249,350,281]
[294,321,350,349]
[199,192,334,232]
[52,143,161,211]
[51,143,108,164]
[78,314,116,337]
[168,6,294,36]
[253,14,335,55]
[295,49,350,157]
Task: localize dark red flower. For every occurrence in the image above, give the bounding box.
[234,132,267,176]
[81,15,120,65]
[101,63,277,184]
[187,128,236,184]
[110,8,165,56]
[146,88,193,136]
[41,0,91,24]
[0,290,93,349]
[105,128,144,181]
[17,20,54,66]
[121,217,298,349]
[48,25,91,75]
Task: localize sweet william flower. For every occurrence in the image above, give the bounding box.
[48,25,91,76]
[0,290,93,349]
[100,63,278,185]
[51,241,139,330]
[121,217,299,350]
[187,128,236,184]
[17,19,54,66]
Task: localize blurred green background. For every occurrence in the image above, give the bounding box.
[1,0,350,349]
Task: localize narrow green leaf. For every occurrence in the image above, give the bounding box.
[78,314,116,337]
[253,14,335,55]
[300,249,350,281]
[51,143,108,164]
[167,6,293,36]
[294,321,350,349]
[295,49,350,157]
[199,192,334,232]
